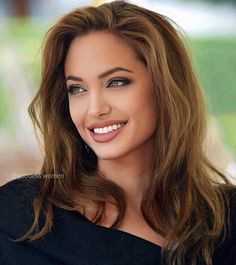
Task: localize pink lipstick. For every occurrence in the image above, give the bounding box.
[88,122,127,143]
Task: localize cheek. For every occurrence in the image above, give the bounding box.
[69,101,88,143]
[68,99,84,129]
[134,87,156,117]
[134,89,157,132]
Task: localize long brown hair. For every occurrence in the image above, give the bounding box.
[21,1,234,264]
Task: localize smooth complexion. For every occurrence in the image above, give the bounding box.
[65,30,157,188]
[65,31,157,205]
[65,31,164,247]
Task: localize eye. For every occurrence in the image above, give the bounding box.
[107,78,131,88]
[67,85,86,95]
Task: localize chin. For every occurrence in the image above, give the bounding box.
[95,152,123,161]
[93,148,128,161]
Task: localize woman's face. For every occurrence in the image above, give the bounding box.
[64,31,157,160]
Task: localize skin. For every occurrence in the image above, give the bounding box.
[64,31,164,246]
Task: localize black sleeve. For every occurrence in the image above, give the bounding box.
[0,177,71,265]
[0,176,41,238]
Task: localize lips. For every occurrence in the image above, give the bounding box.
[87,120,127,143]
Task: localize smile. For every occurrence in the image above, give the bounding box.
[88,121,127,143]
[93,123,126,134]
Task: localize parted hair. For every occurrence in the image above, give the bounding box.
[21,1,234,265]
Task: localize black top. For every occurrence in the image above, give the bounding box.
[0,177,236,265]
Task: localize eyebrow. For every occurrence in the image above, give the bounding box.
[66,67,133,82]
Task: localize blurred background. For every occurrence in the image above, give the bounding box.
[0,0,235,185]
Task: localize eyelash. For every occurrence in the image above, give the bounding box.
[106,78,131,88]
[67,85,85,95]
[67,78,131,95]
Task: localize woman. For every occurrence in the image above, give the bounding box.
[0,1,235,265]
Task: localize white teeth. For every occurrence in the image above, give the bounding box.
[103,127,109,133]
[93,123,125,134]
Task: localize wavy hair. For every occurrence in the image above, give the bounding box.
[19,1,234,264]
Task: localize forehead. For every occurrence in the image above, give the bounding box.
[64,31,139,70]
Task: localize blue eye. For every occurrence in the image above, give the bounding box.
[107,78,131,88]
[67,85,86,95]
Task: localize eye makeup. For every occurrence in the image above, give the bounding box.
[66,77,132,95]
[106,78,132,88]
[67,85,86,95]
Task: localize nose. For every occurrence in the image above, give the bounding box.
[87,90,111,117]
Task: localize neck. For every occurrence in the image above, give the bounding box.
[98,141,155,210]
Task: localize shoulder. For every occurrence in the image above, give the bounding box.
[0,174,42,194]
[0,175,42,237]
[0,175,42,206]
